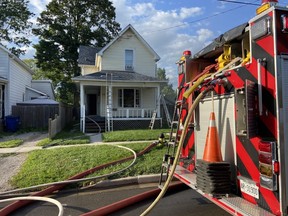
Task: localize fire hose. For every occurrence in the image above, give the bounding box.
[0,196,64,216]
[0,142,156,215]
[140,87,213,216]
[141,57,241,215]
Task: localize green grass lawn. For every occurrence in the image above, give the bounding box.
[102,128,170,142]
[37,130,90,147]
[7,128,171,189]
[36,128,170,147]
[11,142,166,189]
[0,139,23,148]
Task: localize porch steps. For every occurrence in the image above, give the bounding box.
[85,116,105,133]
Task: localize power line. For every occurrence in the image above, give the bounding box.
[149,0,259,33]
[218,0,260,6]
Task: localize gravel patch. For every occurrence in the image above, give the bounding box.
[0,153,28,192]
[0,132,48,192]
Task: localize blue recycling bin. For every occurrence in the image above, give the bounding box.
[5,116,20,132]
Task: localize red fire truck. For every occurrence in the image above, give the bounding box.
[159,0,288,215]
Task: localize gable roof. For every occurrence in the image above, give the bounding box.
[98,24,160,61]
[78,45,102,65]
[0,45,34,75]
[72,70,167,83]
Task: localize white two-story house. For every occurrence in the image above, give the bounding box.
[72,24,166,132]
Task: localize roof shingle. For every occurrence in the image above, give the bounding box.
[78,45,102,65]
[73,70,166,83]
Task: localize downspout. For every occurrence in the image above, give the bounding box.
[156,86,161,125]
[80,83,85,132]
[6,55,11,116]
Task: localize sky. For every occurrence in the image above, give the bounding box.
[25,0,288,87]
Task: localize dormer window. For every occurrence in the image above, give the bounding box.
[125,49,133,71]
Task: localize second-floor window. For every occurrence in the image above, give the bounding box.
[118,89,140,108]
[125,49,133,71]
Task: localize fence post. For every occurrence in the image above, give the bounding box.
[48,118,52,139]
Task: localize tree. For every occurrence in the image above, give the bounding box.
[33,0,121,104]
[23,59,46,80]
[157,68,176,102]
[0,0,34,56]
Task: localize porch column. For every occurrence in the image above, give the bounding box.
[157,86,161,117]
[80,83,85,133]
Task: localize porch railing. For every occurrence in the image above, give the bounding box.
[112,108,155,118]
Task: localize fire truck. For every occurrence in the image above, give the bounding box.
[158,0,288,215]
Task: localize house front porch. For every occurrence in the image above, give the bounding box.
[83,110,162,133]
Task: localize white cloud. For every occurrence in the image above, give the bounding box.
[29,0,50,14]
[179,7,203,19]
[197,28,214,42]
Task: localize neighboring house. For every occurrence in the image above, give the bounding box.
[0,45,55,129]
[73,24,166,132]
[25,80,55,101]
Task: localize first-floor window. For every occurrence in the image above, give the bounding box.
[118,89,140,108]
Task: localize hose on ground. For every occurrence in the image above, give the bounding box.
[80,182,186,216]
[0,143,159,216]
[0,196,64,216]
[0,143,138,196]
[140,88,212,216]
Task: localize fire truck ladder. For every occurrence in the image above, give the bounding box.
[158,63,220,188]
[106,73,113,132]
[159,88,187,187]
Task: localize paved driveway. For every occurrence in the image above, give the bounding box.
[1,183,230,216]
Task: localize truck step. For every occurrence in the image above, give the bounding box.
[174,165,275,216]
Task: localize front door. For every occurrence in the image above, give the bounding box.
[87,94,97,115]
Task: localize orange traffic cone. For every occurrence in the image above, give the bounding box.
[202,112,223,162]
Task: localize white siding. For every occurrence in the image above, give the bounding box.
[141,87,156,108]
[101,29,156,77]
[7,59,32,114]
[0,49,8,78]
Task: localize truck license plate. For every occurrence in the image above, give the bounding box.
[240,179,259,199]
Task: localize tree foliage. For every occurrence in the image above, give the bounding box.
[33,0,121,104]
[0,0,34,56]
[157,68,176,102]
[23,59,46,80]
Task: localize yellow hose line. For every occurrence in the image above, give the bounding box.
[141,57,242,216]
[182,73,210,99]
[140,90,207,216]
[182,56,242,100]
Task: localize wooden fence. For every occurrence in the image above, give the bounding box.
[12,103,74,138]
[48,103,74,138]
[12,105,59,129]
[49,114,61,138]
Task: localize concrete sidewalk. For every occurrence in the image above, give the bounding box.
[0,133,156,154]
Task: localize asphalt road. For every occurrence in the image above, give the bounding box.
[1,183,230,216]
